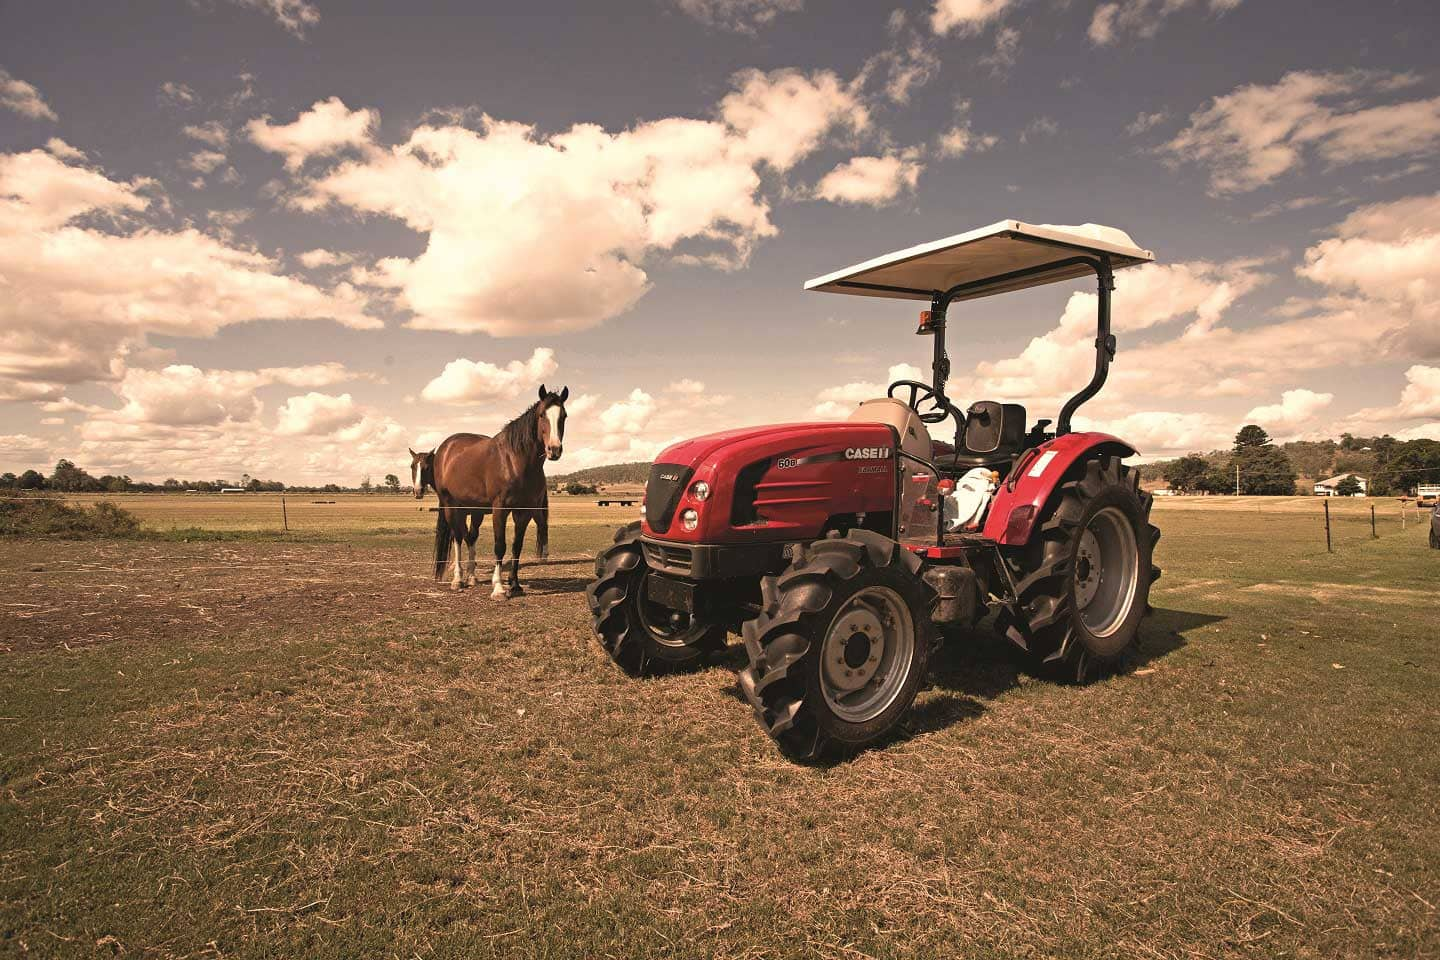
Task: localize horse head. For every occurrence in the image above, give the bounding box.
[537,384,569,462]
[409,448,435,499]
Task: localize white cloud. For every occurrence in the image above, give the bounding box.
[1089,0,1242,45]
[1244,388,1335,428]
[857,11,938,105]
[1393,421,1440,442]
[159,81,197,106]
[248,97,378,170]
[297,248,353,268]
[0,68,57,121]
[99,363,362,427]
[0,433,48,460]
[220,0,320,37]
[1394,365,1440,419]
[667,378,706,395]
[290,69,866,336]
[980,26,1020,73]
[44,138,85,161]
[1165,70,1440,194]
[1125,110,1168,136]
[0,148,378,397]
[936,100,998,157]
[813,363,925,419]
[671,0,802,33]
[183,121,230,147]
[930,0,1013,35]
[1071,411,1227,457]
[420,348,559,405]
[275,392,362,435]
[187,149,228,173]
[814,153,923,206]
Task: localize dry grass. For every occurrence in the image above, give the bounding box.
[1,497,1436,958]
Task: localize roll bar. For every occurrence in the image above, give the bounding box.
[927,253,1115,437]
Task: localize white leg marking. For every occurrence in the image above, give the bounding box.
[491,554,507,599]
[451,537,463,590]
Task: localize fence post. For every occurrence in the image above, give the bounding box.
[1324,499,1332,553]
[281,495,289,532]
[1370,504,1377,539]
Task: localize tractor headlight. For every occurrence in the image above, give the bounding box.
[690,481,711,502]
[680,508,699,531]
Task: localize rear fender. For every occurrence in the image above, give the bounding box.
[981,433,1137,546]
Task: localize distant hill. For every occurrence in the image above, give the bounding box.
[550,461,650,486]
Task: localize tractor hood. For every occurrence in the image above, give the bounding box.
[653,422,883,471]
[643,420,898,543]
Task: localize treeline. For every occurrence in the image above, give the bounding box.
[1152,428,1440,496]
[551,461,650,486]
[0,460,411,495]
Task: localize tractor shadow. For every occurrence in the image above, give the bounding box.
[904,605,1225,740]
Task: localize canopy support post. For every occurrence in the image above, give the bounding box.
[1056,256,1115,436]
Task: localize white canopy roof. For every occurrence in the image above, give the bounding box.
[804,220,1154,303]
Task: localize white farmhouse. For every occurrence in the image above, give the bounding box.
[1313,474,1368,497]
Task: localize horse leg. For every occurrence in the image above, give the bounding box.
[534,494,548,560]
[464,511,483,587]
[509,513,531,596]
[447,509,467,590]
[490,508,510,600]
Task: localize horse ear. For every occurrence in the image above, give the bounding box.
[538,384,547,401]
[559,386,569,402]
[408,447,416,457]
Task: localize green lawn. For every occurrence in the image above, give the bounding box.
[1,496,1435,958]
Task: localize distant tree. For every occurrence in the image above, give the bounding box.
[50,459,99,492]
[1334,475,1362,497]
[1234,445,1297,495]
[163,478,181,489]
[384,473,401,494]
[563,480,599,496]
[18,469,45,490]
[1233,425,1273,450]
[1163,454,1210,494]
[101,475,130,493]
[0,472,16,489]
[359,475,373,494]
[241,473,253,489]
[1372,439,1440,495]
[1195,469,1232,495]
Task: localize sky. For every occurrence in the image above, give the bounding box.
[1,0,1438,483]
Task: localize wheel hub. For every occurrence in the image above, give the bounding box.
[824,608,883,692]
[1074,506,1140,639]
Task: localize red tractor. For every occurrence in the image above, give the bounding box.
[586,221,1161,761]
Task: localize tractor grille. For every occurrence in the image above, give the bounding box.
[642,541,693,575]
[644,462,692,534]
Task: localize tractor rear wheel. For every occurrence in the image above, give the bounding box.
[998,454,1160,683]
[586,522,725,676]
[738,530,936,762]
[1430,527,1439,549]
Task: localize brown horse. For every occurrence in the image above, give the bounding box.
[409,448,436,499]
[431,385,567,597]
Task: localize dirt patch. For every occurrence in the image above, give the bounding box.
[0,539,594,655]
[1241,580,1440,606]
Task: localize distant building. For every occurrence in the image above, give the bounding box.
[1313,474,1368,497]
[1151,487,1176,497]
[1417,483,1440,501]
[219,487,246,493]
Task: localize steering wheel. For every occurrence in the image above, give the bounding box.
[888,379,958,425]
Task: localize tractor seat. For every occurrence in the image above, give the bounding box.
[934,401,1027,475]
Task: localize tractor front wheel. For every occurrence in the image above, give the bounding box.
[586,522,725,676]
[998,455,1159,683]
[738,530,936,762]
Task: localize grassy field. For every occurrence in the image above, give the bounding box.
[1,495,1436,958]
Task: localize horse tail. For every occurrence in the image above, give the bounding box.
[433,508,450,580]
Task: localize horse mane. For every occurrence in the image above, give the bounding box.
[497,401,543,462]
